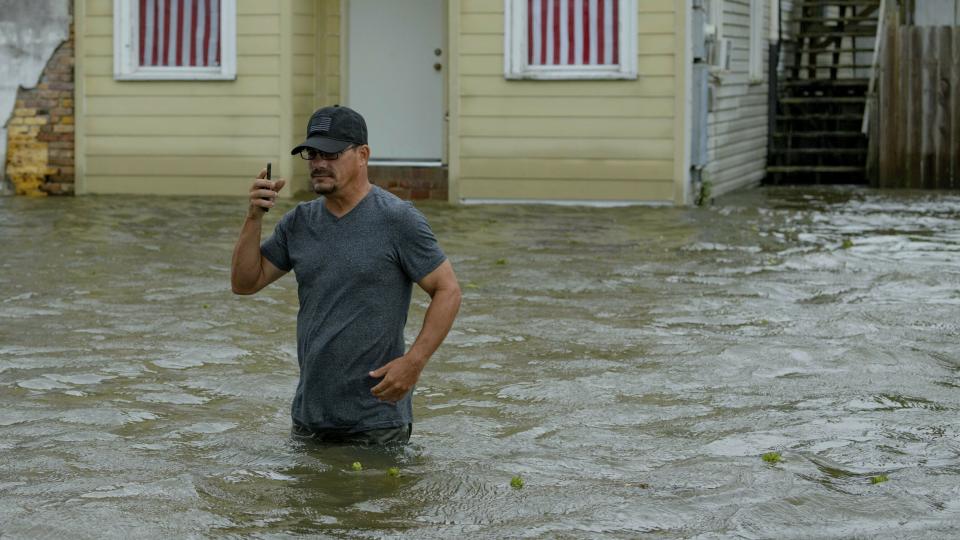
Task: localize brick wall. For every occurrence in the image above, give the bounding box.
[368,166,448,201]
[4,13,74,196]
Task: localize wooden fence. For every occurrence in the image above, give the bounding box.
[873,25,960,189]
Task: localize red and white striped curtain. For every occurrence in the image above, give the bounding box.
[527,0,620,66]
[139,0,221,67]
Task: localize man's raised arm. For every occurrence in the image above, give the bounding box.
[231,169,288,294]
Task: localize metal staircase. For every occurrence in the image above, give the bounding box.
[767,0,882,184]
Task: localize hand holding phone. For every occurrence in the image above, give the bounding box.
[262,162,272,212]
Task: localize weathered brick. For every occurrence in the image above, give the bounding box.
[43,182,75,195]
[386,187,410,199]
[6,19,75,197]
[410,177,433,190]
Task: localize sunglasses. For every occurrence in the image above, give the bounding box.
[299,145,356,161]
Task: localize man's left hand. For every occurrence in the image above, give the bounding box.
[369,355,425,403]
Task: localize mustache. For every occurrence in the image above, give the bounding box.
[311,168,334,178]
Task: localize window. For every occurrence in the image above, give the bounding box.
[113,0,236,80]
[504,0,637,80]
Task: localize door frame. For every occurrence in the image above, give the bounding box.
[339,0,448,166]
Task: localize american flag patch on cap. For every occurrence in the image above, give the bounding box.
[309,116,332,135]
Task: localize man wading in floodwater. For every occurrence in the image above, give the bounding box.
[230,105,461,446]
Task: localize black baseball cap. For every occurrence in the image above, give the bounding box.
[290,105,368,155]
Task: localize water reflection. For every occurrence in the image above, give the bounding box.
[1,187,959,537]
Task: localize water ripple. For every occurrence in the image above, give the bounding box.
[2,188,960,537]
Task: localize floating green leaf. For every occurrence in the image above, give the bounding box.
[842,238,854,249]
[495,259,507,266]
[351,461,362,471]
[761,452,782,464]
[510,475,524,489]
[870,474,888,484]
[387,467,400,477]
[696,179,713,207]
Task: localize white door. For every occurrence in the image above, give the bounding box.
[346,0,444,162]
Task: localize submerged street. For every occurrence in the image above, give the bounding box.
[1,186,959,538]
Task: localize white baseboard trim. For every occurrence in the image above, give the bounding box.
[460,198,673,207]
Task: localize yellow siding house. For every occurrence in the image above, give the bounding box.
[72,0,780,205]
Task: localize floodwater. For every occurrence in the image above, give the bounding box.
[1,186,959,539]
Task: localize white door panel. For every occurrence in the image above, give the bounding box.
[347,0,444,161]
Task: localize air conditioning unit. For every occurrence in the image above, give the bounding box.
[710,38,733,71]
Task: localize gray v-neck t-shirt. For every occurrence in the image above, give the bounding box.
[260,186,446,432]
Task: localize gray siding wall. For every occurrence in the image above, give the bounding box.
[705,0,793,197]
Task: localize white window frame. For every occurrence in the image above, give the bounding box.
[504,0,638,80]
[113,0,237,81]
[748,0,764,82]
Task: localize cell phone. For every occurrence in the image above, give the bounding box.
[262,162,272,212]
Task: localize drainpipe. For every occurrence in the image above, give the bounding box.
[690,0,710,203]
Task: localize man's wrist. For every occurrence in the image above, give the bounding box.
[403,352,429,370]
